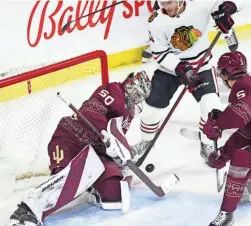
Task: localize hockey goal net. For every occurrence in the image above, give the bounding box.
[0,50,109,181]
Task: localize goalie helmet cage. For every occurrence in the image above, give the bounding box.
[0,50,109,180]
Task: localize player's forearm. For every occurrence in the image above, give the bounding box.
[216,102,251,130]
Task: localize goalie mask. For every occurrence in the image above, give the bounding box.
[122,71,151,106]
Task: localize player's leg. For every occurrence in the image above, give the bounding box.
[192,68,222,162]
[134,69,181,152]
[209,147,251,226]
[88,156,131,214]
[8,141,104,226]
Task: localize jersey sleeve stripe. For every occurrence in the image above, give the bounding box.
[152,49,170,55]
[157,52,170,64]
[180,49,210,61]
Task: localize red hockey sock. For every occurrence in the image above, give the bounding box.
[221,175,248,212]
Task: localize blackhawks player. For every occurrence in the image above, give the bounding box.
[203,51,251,226]
[7,71,151,226]
[141,0,239,63]
[135,0,243,163]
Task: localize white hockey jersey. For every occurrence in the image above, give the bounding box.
[149,0,243,74]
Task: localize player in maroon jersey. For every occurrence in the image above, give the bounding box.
[7,71,151,226]
[203,51,251,226]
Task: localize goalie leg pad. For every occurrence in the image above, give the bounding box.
[93,156,127,201]
[91,156,131,213]
[90,177,131,214]
[22,145,104,222]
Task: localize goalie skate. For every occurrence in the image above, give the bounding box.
[209,210,234,226]
[7,202,41,226]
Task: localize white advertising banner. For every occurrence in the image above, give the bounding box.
[0,0,250,72]
[0,0,154,71]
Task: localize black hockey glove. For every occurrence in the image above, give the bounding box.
[175,61,200,92]
[210,109,222,120]
[211,1,237,33]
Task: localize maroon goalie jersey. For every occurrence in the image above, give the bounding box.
[51,82,135,156]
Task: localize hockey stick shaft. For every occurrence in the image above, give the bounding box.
[136,31,222,167]
[62,1,125,32]
[213,140,227,192]
[57,92,176,197]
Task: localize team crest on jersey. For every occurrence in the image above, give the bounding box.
[170,26,202,51]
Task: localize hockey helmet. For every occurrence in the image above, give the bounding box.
[122,71,151,105]
[217,51,247,80]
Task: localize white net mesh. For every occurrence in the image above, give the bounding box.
[0,50,108,180]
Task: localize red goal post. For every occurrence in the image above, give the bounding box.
[0,50,109,181]
[0,50,109,96]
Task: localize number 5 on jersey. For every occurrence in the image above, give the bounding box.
[237,90,246,99]
[98,90,114,105]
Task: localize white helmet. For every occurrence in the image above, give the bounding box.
[122,71,151,106]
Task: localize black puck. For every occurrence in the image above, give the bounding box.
[145,163,155,173]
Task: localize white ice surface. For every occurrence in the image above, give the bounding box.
[1,41,251,226]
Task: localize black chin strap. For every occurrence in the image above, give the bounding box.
[225,80,232,89]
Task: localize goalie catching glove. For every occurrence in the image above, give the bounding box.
[102,117,141,166]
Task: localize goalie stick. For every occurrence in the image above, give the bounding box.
[62,1,125,32]
[136,31,223,167]
[57,92,179,197]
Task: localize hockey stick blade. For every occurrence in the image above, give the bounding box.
[216,169,227,193]
[180,128,200,140]
[127,160,179,197]
[62,1,125,32]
